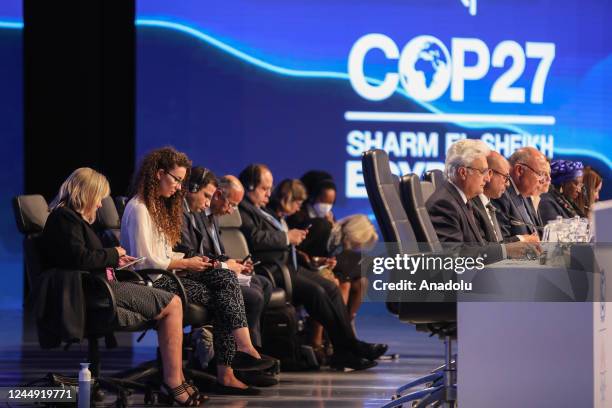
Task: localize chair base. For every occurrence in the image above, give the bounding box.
[384,334,457,408]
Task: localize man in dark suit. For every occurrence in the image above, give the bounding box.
[175,168,273,358]
[238,164,386,370]
[426,140,538,260]
[471,151,538,244]
[491,147,547,240]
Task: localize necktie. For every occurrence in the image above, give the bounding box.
[207,215,223,255]
[486,203,503,242]
[515,196,536,234]
[465,201,484,243]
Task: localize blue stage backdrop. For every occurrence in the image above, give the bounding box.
[136,0,611,220]
[0,3,23,308]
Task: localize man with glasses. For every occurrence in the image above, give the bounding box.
[426,139,540,260]
[491,147,548,240]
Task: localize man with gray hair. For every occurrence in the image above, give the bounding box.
[426,139,540,260]
[491,146,548,240]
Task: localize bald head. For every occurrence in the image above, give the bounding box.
[211,174,245,215]
[484,151,511,199]
[509,147,548,196]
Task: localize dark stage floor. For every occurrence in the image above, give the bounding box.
[0,304,444,407]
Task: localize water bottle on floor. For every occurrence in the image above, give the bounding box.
[78,362,91,408]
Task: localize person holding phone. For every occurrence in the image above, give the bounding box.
[41,168,206,406]
[121,148,272,396]
[175,170,275,387]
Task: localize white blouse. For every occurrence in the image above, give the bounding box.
[120,197,184,280]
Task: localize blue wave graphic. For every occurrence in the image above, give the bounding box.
[135,18,611,168]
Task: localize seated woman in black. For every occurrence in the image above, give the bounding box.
[539,160,585,225]
[42,167,205,406]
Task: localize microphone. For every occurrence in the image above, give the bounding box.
[509,217,545,231]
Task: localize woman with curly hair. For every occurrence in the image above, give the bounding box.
[121,147,272,397]
[539,159,585,225]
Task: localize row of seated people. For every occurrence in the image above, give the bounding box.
[38,147,387,405]
[425,139,603,258]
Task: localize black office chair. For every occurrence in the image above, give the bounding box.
[362,151,457,408]
[12,195,170,406]
[424,169,445,190]
[217,209,289,308]
[399,174,442,254]
[114,196,129,219]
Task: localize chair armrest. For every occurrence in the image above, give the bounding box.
[114,269,145,283]
[80,271,117,326]
[256,261,292,303]
[255,263,277,286]
[137,268,189,315]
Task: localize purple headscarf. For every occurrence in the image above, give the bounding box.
[550,160,584,185]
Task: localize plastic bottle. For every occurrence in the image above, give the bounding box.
[78,362,91,408]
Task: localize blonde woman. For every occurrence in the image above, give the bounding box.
[42,168,205,406]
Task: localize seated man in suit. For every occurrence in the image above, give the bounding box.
[491,147,548,240]
[426,139,539,260]
[175,167,275,385]
[471,151,538,243]
[238,163,387,370]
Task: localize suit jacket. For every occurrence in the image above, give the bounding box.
[471,197,519,243]
[200,212,226,256]
[175,200,206,258]
[239,197,289,264]
[538,189,578,225]
[491,183,538,238]
[426,180,503,262]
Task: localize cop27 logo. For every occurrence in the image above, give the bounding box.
[348,34,555,104]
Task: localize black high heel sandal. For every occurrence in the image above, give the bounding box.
[159,382,207,406]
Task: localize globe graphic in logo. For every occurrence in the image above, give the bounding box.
[398,35,452,101]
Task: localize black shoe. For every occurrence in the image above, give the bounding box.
[214,382,261,396]
[231,351,275,371]
[329,351,378,371]
[235,370,279,387]
[355,341,388,361]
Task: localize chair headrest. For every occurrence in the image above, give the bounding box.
[401,174,425,208]
[13,195,49,234]
[218,209,242,228]
[97,196,121,229]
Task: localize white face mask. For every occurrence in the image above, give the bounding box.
[313,203,333,218]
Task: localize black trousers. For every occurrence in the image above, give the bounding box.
[241,274,272,347]
[278,265,357,351]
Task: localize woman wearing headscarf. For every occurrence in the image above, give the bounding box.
[539,159,585,225]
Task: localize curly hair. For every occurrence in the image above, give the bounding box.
[132,147,192,246]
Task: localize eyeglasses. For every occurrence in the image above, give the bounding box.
[220,190,239,209]
[491,168,511,184]
[517,163,547,180]
[464,166,490,176]
[164,170,184,185]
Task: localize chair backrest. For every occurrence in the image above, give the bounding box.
[399,174,442,253]
[361,149,419,255]
[12,195,50,288]
[114,196,128,219]
[218,210,250,260]
[420,180,435,202]
[424,169,445,190]
[96,196,121,247]
[13,194,49,235]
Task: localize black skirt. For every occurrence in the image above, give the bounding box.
[110,281,174,327]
